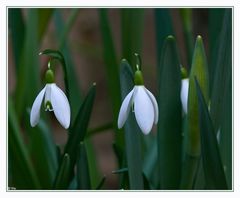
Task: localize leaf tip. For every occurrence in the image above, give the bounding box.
[196,35,203,42]
[167,35,175,40]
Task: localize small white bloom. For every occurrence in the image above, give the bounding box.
[30,83,71,129]
[181,78,189,114]
[118,85,158,135]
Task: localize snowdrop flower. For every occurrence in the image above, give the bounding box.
[118,65,158,135]
[30,68,70,129]
[180,67,189,114]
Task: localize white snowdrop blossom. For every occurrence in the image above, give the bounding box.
[117,67,158,135]
[180,78,189,114]
[30,69,70,129]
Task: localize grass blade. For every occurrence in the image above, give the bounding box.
[8,98,40,189]
[181,35,209,189]
[186,35,209,156]
[54,10,82,122]
[84,138,101,189]
[8,8,25,74]
[119,60,144,189]
[208,8,225,94]
[77,142,91,190]
[26,116,58,189]
[15,10,40,118]
[53,154,71,189]
[63,84,96,178]
[180,8,194,67]
[195,78,228,189]
[210,9,232,188]
[157,36,182,189]
[99,9,124,161]
[142,136,158,189]
[121,8,144,66]
[58,9,79,49]
[155,8,174,64]
[38,8,53,40]
[96,176,106,190]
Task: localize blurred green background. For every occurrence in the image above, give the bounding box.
[8,8,232,190]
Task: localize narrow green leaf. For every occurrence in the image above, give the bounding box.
[38,8,53,40]
[208,8,225,94]
[121,8,144,67]
[181,35,209,189]
[54,10,82,122]
[8,99,40,189]
[112,168,128,174]
[85,138,101,189]
[142,137,158,189]
[157,36,182,189]
[155,8,174,65]
[142,172,151,190]
[64,84,96,176]
[187,35,209,156]
[193,158,205,189]
[180,8,194,68]
[8,8,25,74]
[86,122,113,138]
[119,60,144,189]
[195,78,228,189]
[96,176,106,190]
[26,115,58,189]
[77,142,91,190]
[53,153,71,190]
[58,9,79,49]
[15,10,40,118]
[99,8,124,161]
[210,9,232,188]
[180,155,199,189]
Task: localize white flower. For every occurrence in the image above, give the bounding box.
[117,85,158,135]
[180,78,189,114]
[30,83,71,129]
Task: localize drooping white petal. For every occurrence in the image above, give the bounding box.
[30,86,46,127]
[50,84,71,129]
[134,86,154,135]
[117,88,135,129]
[145,88,159,124]
[181,78,189,114]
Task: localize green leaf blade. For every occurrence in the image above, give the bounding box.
[99,8,125,163]
[8,99,40,189]
[187,35,209,157]
[155,8,174,64]
[54,10,82,122]
[77,143,91,190]
[195,78,228,189]
[119,60,144,190]
[53,153,71,190]
[121,8,145,67]
[26,118,58,189]
[157,36,182,189]
[181,35,209,189]
[210,9,232,188]
[64,84,96,178]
